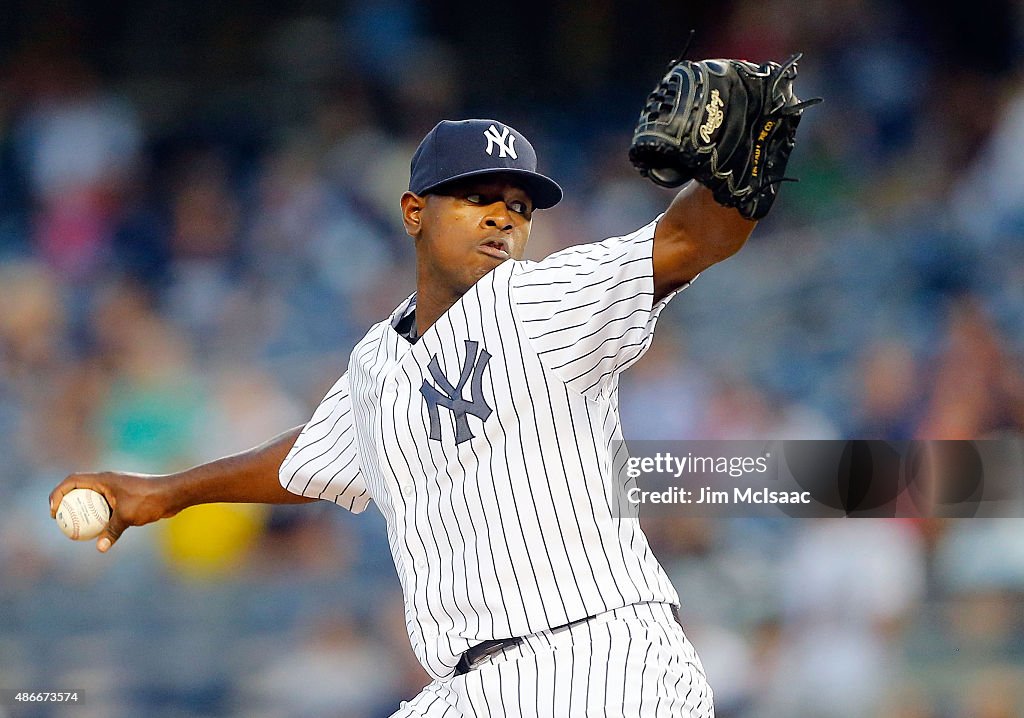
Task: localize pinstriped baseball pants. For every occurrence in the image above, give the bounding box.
[391,603,714,717]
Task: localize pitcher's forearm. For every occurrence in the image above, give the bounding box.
[50,426,317,552]
[164,426,316,515]
[652,184,756,301]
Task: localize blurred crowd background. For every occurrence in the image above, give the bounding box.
[2,1,1024,716]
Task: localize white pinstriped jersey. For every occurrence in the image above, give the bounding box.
[280,217,690,680]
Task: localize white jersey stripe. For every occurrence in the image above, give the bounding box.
[461,298,515,638]
[492,275,563,630]
[562,390,629,605]
[528,292,648,336]
[475,275,535,635]
[501,287,577,625]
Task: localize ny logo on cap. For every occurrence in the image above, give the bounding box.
[420,340,493,444]
[483,124,517,159]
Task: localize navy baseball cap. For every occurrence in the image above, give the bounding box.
[409,119,563,209]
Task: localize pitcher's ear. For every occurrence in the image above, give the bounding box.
[401,191,427,238]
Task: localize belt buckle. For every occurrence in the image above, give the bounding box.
[457,637,520,675]
[456,613,597,676]
[467,643,504,671]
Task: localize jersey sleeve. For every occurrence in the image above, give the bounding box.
[278,371,371,513]
[511,216,691,397]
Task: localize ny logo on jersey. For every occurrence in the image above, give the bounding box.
[483,124,517,159]
[420,340,493,444]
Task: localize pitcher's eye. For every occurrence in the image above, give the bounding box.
[466,194,483,204]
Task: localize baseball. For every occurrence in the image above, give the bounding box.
[56,488,111,541]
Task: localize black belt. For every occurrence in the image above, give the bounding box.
[454,604,684,676]
[454,614,595,676]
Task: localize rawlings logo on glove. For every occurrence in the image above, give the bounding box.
[629,53,822,220]
[699,90,725,144]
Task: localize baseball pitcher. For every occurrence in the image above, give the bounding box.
[51,53,818,716]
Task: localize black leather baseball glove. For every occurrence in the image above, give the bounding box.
[629,54,821,220]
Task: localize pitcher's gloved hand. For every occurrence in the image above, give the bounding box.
[629,54,822,220]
